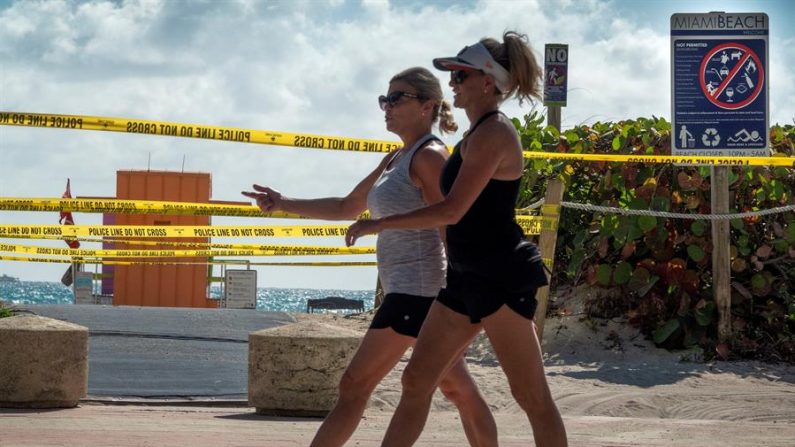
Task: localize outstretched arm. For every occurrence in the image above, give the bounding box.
[242,151,396,221]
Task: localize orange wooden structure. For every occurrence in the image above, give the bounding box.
[112,170,216,308]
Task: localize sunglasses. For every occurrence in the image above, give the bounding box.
[378,91,425,111]
[450,69,482,85]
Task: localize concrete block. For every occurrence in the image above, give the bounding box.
[0,315,88,408]
[249,320,363,417]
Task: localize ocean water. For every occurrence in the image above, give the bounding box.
[0,281,375,313]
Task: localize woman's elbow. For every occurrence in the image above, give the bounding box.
[340,200,366,220]
[438,206,465,225]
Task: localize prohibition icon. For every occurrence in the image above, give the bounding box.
[699,42,764,110]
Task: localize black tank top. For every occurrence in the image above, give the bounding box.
[440,110,524,264]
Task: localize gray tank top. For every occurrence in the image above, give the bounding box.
[366,134,446,297]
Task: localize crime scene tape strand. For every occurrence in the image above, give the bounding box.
[2,112,792,166]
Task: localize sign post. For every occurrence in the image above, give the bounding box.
[536,44,569,342]
[671,12,769,343]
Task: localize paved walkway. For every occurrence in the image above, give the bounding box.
[24,305,293,398]
[3,404,794,446]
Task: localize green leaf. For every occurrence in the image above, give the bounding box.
[786,225,795,244]
[600,214,620,237]
[564,130,580,143]
[730,218,744,231]
[687,244,705,262]
[628,267,659,297]
[567,250,586,278]
[751,273,766,289]
[544,125,560,139]
[596,264,612,286]
[651,196,671,212]
[614,262,633,285]
[773,239,789,254]
[629,197,648,210]
[638,215,657,233]
[695,302,716,326]
[612,135,622,150]
[691,220,706,237]
[653,319,681,344]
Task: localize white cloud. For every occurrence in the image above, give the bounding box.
[1,0,793,289]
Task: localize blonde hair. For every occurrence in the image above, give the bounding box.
[480,31,542,105]
[391,67,458,134]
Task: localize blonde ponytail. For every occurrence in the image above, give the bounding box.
[437,100,458,134]
[480,31,543,105]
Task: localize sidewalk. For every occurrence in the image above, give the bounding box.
[2,403,795,446]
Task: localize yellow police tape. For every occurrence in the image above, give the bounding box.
[0,216,552,240]
[0,197,544,217]
[0,255,377,267]
[0,254,554,269]
[0,112,401,153]
[0,235,353,250]
[2,111,793,166]
[0,242,374,258]
[0,223,350,238]
[522,151,795,167]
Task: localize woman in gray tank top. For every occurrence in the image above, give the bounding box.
[243,67,496,447]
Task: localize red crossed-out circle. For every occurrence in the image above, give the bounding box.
[699,42,764,110]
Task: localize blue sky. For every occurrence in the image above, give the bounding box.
[1,0,793,289]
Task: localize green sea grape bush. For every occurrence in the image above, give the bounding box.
[513,112,795,363]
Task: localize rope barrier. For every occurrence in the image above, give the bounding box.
[559,201,795,220]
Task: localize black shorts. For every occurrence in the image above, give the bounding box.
[369,293,435,338]
[437,266,538,324]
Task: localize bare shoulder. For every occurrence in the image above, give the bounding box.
[467,114,520,154]
[416,139,450,162]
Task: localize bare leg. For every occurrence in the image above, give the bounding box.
[438,357,498,447]
[381,302,483,447]
[482,305,568,447]
[310,327,413,447]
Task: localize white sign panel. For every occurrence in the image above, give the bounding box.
[73,271,94,305]
[224,269,256,309]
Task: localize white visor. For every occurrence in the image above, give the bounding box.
[433,42,512,93]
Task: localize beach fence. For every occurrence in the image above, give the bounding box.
[3,112,795,343]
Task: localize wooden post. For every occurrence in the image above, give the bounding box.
[711,166,732,342]
[534,104,564,342]
[535,179,564,341]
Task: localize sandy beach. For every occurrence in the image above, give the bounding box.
[294,306,795,425]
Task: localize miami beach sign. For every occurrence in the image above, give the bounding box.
[671,12,769,157]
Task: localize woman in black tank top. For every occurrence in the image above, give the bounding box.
[346,32,568,446]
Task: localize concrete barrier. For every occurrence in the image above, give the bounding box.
[249,320,362,417]
[0,315,88,408]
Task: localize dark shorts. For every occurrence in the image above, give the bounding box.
[369,292,435,338]
[437,266,538,324]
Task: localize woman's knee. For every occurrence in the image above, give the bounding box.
[510,384,554,416]
[400,363,437,399]
[337,369,376,404]
[437,376,463,404]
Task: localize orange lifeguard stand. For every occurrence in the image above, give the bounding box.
[111,170,216,308]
